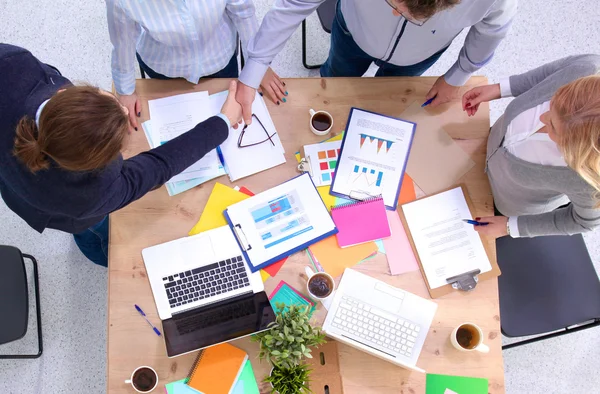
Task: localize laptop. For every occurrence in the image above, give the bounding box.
[142,225,276,357]
[322,268,437,373]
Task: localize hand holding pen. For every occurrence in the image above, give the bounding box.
[465,216,510,239]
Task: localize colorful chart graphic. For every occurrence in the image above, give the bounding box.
[359,134,394,153]
[315,148,341,183]
[350,165,384,187]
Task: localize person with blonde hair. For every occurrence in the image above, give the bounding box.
[0,44,242,267]
[461,55,600,238]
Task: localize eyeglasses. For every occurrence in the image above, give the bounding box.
[237,114,277,149]
[385,0,429,26]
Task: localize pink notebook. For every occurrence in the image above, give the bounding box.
[331,197,391,248]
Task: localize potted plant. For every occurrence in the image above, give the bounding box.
[252,303,326,393]
[264,363,312,394]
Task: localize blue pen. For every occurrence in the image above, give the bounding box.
[421,96,436,107]
[462,219,489,226]
[216,146,225,167]
[134,304,162,336]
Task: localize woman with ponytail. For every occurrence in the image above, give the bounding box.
[460,55,600,238]
[0,44,242,266]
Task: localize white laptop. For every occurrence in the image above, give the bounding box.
[142,225,276,357]
[322,268,437,373]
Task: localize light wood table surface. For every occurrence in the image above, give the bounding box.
[108,76,504,394]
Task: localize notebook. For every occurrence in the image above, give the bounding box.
[269,281,316,313]
[425,373,488,394]
[186,343,248,394]
[331,197,391,248]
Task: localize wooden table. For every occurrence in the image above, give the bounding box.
[108,76,504,394]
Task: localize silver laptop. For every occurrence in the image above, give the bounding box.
[322,268,437,373]
[142,225,276,357]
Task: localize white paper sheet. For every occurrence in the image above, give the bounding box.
[148,91,224,182]
[331,108,415,208]
[225,174,336,269]
[210,91,286,181]
[401,187,491,289]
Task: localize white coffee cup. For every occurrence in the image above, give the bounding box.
[304,266,336,307]
[124,366,158,393]
[450,322,490,353]
[309,109,333,136]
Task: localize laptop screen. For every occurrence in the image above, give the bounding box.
[163,291,275,357]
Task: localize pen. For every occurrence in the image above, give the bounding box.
[216,146,225,167]
[462,219,489,226]
[134,304,162,336]
[421,96,436,107]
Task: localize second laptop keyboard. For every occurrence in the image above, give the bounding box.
[330,295,421,358]
[162,256,250,308]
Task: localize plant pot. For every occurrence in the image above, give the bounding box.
[268,367,307,394]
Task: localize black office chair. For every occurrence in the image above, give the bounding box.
[0,245,43,358]
[139,39,245,79]
[301,0,337,69]
[496,234,600,350]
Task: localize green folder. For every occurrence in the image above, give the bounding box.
[426,373,488,394]
[233,360,259,394]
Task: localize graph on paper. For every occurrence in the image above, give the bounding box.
[330,108,415,209]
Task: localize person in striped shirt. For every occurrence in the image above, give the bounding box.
[106,0,286,131]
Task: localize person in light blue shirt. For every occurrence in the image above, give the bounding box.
[106,0,286,131]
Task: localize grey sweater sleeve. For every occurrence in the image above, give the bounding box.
[508,54,600,97]
[518,193,600,237]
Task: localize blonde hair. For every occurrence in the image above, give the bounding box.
[553,74,600,207]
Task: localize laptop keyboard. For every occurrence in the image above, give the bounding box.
[331,295,421,358]
[175,297,256,335]
[162,256,250,308]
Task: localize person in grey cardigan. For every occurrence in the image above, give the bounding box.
[461,55,600,238]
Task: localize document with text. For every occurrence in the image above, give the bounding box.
[401,186,491,289]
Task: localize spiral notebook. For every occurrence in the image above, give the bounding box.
[331,196,391,248]
[186,343,248,394]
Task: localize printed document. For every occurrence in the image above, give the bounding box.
[148,91,224,183]
[331,108,415,209]
[401,186,491,289]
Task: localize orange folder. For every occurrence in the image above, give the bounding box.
[309,236,378,278]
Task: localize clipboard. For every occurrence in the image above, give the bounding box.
[329,107,416,210]
[398,184,501,298]
[224,173,338,272]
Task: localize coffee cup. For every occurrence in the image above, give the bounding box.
[304,266,335,302]
[309,109,333,136]
[125,366,158,393]
[450,322,489,353]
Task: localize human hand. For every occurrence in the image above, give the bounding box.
[462,84,501,117]
[259,67,287,106]
[221,80,243,129]
[117,92,141,131]
[472,216,508,238]
[235,81,257,125]
[424,76,461,108]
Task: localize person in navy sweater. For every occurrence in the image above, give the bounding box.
[0,44,241,267]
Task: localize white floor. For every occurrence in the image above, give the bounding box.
[1,1,599,393]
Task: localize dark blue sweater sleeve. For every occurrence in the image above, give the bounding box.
[90,115,228,216]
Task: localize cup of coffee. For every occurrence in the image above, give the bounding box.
[125,366,158,393]
[309,109,333,136]
[450,323,489,353]
[305,266,335,301]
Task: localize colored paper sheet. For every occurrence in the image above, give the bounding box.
[426,374,488,394]
[398,173,416,205]
[188,183,250,235]
[165,379,196,394]
[234,360,260,394]
[269,281,316,313]
[260,270,270,282]
[375,240,386,254]
[309,236,378,278]
[318,186,337,212]
[383,210,419,275]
